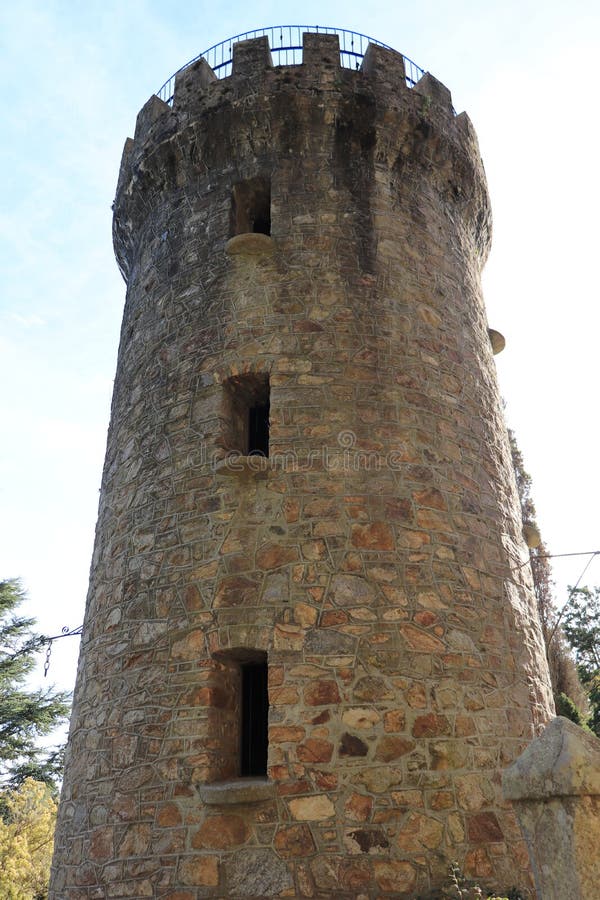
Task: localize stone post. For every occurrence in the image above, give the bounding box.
[503,716,600,899]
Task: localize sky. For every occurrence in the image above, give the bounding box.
[1,0,599,724]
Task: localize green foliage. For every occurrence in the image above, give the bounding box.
[562,587,600,683]
[508,431,536,526]
[562,586,600,737]
[555,691,584,725]
[586,675,600,736]
[0,580,70,789]
[0,778,57,899]
[508,431,590,717]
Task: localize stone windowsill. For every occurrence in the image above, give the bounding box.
[197,778,276,805]
[225,233,274,256]
[214,455,269,478]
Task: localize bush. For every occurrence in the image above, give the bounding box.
[555,692,585,725]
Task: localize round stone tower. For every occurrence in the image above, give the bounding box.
[51,30,554,899]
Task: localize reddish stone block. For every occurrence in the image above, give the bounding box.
[413,488,446,510]
[270,726,306,743]
[214,575,259,607]
[321,610,348,626]
[429,791,454,810]
[464,847,494,878]
[304,680,341,706]
[277,779,311,796]
[339,858,372,890]
[375,736,415,762]
[179,855,219,886]
[269,685,300,706]
[283,498,300,522]
[89,826,114,861]
[396,812,443,852]
[354,676,394,701]
[467,812,504,843]
[416,509,452,530]
[383,709,406,732]
[256,543,300,569]
[344,792,373,822]
[192,815,249,849]
[314,771,338,790]
[455,715,476,736]
[391,790,424,809]
[182,585,202,611]
[374,860,417,893]
[183,686,228,708]
[118,824,151,855]
[384,498,413,521]
[297,738,334,763]
[400,624,445,653]
[274,824,316,857]
[413,610,438,628]
[412,714,451,738]
[351,522,394,550]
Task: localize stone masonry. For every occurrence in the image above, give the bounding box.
[50,32,555,898]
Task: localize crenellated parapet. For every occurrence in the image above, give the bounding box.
[113,32,491,283]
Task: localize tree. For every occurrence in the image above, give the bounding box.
[562,586,600,682]
[0,777,57,899]
[0,580,70,789]
[562,586,600,737]
[508,431,589,717]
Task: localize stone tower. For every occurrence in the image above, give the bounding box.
[50,30,554,899]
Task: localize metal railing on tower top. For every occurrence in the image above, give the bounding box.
[157,26,424,105]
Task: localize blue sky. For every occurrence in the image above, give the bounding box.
[1,0,599,709]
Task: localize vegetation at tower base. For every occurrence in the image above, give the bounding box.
[0,777,57,899]
[447,860,523,899]
[50,32,554,898]
[507,431,589,718]
[509,430,600,735]
[0,580,70,790]
[563,586,600,736]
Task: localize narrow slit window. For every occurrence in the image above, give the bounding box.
[248,401,270,457]
[240,659,269,777]
[231,177,271,237]
[223,373,270,458]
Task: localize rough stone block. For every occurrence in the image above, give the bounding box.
[134,94,170,142]
[503,717,600,899]
[414,71,453,113]
[302,32,341,69]
[361,43,406,88]
[231,37,273,78]
[173,57,217,109]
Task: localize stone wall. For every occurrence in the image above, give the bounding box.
[50,32,554,899]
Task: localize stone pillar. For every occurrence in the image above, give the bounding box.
[503,716,600,900]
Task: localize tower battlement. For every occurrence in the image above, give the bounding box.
[114,33,490,284]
